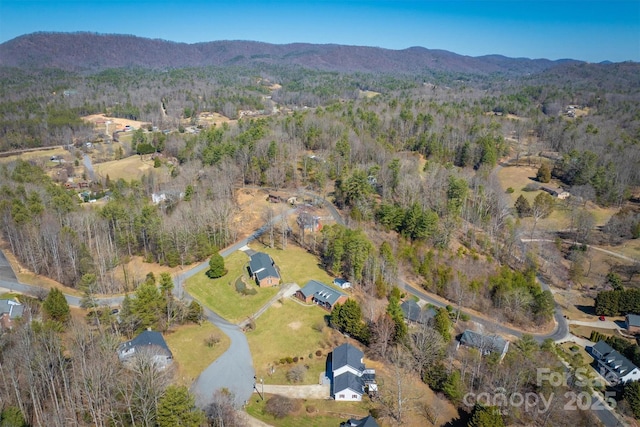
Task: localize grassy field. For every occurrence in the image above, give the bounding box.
[251,243,334,286]
[185,251,279,323]
[0,146,68,164]
[165,323,230,386]
[246,394,371,427]
[92,154,172,183]
[496,164,617,232]
[247,298,338,385]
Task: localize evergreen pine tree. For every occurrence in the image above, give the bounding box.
[43,288,70,323]
[157,386,205,427]
[206,253,226,279]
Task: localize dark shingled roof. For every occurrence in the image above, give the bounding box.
[299,280,346,307]
[249,252,280,281]
[120,330,172,357]
[333,343,364,372]
[344,415,380,427]
[401,300,436,324]
[334,371,363,395]
[627,314,640,327]
[460,330,509,355]
[593,340,638,379]
[0,299,23,319]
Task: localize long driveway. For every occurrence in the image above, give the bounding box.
[176,209,295,408]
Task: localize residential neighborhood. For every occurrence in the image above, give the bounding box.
[0,19,639,427]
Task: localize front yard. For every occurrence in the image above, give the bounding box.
[246,394,371,427]
[185,251,279,323]
[246,298,340,385]
[252,243,334,286]
[165,322,230,386]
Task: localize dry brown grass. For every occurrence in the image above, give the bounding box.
[92,154,173,183]
[497,165,617,233]
[196,111,234,127]
[165,323,231,386]
[82,114,150,130]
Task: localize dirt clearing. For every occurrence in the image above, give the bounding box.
[288,321,302,330]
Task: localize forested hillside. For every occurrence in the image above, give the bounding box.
[0,32,571,74]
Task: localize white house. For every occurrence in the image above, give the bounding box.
[333,278,351,290]
[331,343,376,401]
[591,341,640,384]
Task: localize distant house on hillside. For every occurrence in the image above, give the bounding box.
[118,330,173,369]
[248,252,280,287]
[297,212,322,233]
[0,299,24,330]
[541,186,570,199]
[296,280,348,311]
[330,343,376,402]
[458,330,510,361]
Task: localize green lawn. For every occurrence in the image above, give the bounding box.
[246,394,370,427]
[185,251,279,323]
[247,298,338,385]
[252,243,334,286]
[165,322,230,386]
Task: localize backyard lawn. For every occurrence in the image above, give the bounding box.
[246,298,340,385]
[185,251,279,323]
[246,394,370,427]
[165,322,230,386]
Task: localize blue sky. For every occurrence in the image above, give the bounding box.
[0,0,638,62]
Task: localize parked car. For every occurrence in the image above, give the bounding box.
[599,315,606,321]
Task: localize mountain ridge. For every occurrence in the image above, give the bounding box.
[0,32,581,75]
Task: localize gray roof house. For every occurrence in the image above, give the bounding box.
[591,340,640,384]
[400,300,436,325]
[248,252,280,287]
[118,330,173,369]
[331,343,376,401]
[295,280,348,311]
[626,314,640,334]
[0,299,24,329]
[458,330,510,361]
[342,415,380,427]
